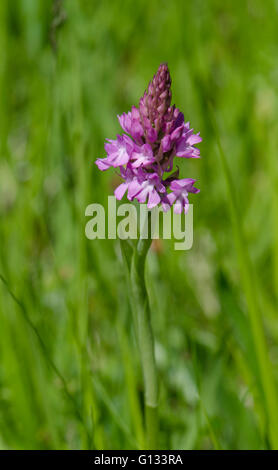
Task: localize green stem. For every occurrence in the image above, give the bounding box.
[120,211,159,448]
[130,236,158,449]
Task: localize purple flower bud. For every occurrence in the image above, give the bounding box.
[139,63,172,135]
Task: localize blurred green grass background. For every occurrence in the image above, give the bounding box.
[1,0,278,450]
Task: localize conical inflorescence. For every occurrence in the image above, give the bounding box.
[96,63,201,213]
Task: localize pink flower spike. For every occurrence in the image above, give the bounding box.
[95,64,201,211]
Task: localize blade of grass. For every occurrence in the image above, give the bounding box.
[0,273,91,445]
[267,127,278,299]
[199,400,221,450]
[91,376,140,449]
[209,107,278,449]
[117,325,145,449]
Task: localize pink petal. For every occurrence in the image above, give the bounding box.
[166,192,177,205]
[112,150,130,167]
[173,199,183,214]
[183,202,190,214]
[161,200,171,212]
[95,158,111,170]
[147,189,160,209]
[136,185,150,203]
[161,135,171,152]
[187,133,202,145]
[128,180,142,199]
[147,127,158,143]
[114,183,128,200]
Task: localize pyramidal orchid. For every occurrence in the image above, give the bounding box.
[96,63,201,213]
[95,64,201,450]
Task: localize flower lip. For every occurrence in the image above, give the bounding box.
[131,144,156,168]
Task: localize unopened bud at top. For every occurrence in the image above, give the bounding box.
[139,63,172,134]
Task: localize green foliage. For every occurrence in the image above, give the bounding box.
[0,0,278,450]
